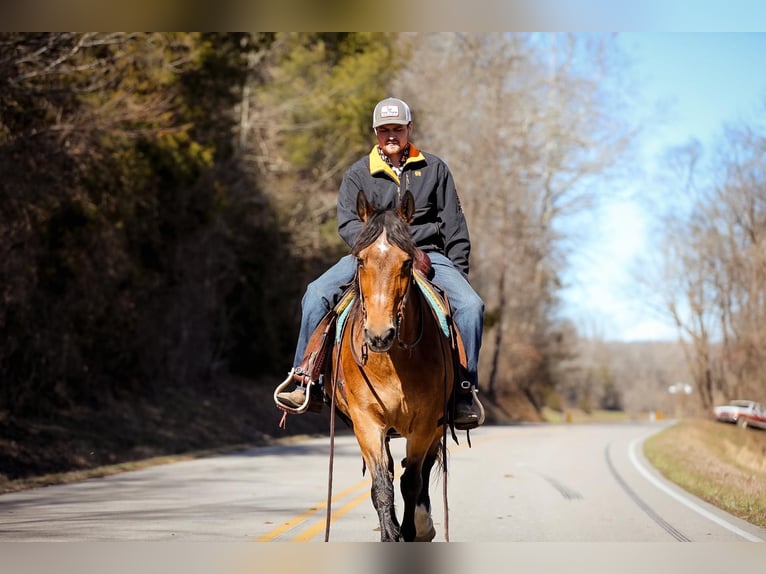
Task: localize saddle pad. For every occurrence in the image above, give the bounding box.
[336,297,355,344]
[413,270,451,338]
[334,285,355,316]
[335,271,452,343]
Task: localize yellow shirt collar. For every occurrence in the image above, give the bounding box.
[368,144,425,183]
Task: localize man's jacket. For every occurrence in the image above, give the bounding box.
[337,144,471,278]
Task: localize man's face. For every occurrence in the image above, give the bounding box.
[375,123,411,157]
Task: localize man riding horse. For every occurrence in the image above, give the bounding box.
[275,97,484,430]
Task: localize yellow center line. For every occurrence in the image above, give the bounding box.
[292,489,373,541]
[254,477,372,541]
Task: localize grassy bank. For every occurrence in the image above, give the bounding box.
[644,418,766,529]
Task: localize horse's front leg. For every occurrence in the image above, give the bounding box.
[400,437,440,542]
[356,425,400,541]
[415,440,442,541]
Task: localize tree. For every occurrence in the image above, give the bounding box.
[652,118,766,409]
[0,33,272,411]
[240,33,403,266]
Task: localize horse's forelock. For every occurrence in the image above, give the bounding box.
[353,209,415,257]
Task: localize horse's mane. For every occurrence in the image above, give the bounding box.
[352,209,417,258]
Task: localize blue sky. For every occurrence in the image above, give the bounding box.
[559,33,766,342]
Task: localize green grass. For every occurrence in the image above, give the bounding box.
[644,418,766,529]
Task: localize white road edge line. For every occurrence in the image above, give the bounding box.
[629,436,763,543]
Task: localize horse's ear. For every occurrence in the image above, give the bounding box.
[398,190,415,224]
[357,190,374,223]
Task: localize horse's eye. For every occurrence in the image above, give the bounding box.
[356,257,364,268]
[402,260,413,273]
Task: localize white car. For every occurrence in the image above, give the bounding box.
[713,400,766,430]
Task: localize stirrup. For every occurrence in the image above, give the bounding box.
[273,369,317,414]
[453,381,486,431]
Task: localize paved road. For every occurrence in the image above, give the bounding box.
[1,422,764,543]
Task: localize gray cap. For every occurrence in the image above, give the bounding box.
[372,97,412,128]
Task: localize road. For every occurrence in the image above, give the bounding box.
[1,422,764,543]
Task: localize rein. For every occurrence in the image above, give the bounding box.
[349,299,368,367]
[324,339,343,542]
[395,281,425,349]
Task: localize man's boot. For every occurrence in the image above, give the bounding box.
[453,380,485,430]
[274,368,321,412]
[276,385,308,409]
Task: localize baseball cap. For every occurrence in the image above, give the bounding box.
[372,97,412,128]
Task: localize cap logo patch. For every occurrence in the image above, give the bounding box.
[380,105,401,118]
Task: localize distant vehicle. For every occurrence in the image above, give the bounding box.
[713,400,766,430]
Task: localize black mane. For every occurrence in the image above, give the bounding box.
[352,208,416,258]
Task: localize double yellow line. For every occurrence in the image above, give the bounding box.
[254,473,377,542]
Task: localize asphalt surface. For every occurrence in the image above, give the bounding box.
[1,422,765,543]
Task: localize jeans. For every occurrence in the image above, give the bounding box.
[292,252,485,388]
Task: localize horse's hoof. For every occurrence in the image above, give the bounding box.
[414,526,436,542]
[414,505,436,541]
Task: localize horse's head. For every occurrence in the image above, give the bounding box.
[353,190,417,353]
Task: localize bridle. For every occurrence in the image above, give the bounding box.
[350,251,424,366]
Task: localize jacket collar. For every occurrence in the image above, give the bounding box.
[368,144,425,182]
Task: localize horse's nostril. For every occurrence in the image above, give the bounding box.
[367,327,395,351]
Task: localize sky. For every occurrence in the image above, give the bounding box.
[559,33,766,342]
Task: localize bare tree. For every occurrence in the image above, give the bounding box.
[652,119,766,409]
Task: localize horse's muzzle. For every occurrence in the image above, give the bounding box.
[364,327,395,352]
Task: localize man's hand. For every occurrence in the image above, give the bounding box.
[414,248,434,280]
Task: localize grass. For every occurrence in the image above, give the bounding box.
[643,417,766,529]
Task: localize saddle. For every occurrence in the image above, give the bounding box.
[288,285,355,413]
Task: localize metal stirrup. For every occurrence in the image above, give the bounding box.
[273,369,315,414]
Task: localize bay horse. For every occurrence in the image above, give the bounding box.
[330,189,456,542]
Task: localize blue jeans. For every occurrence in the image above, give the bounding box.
[292,252,484,388]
